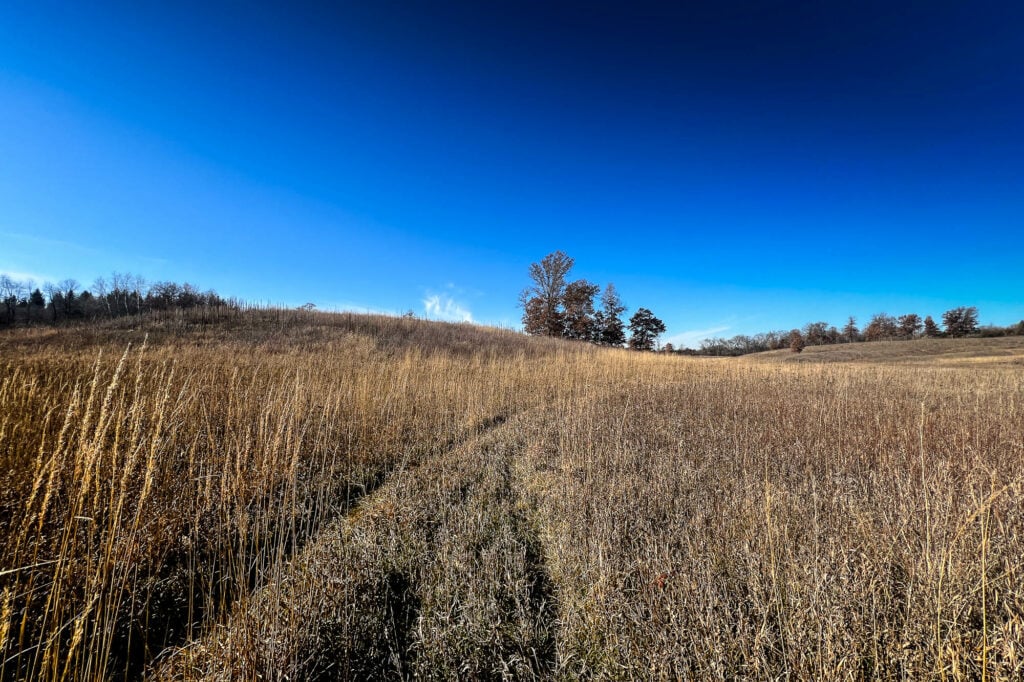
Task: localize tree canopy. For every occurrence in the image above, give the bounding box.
[627,308,666,351]
[520,253,661,350]
[520,251,574,337]
[942,306,979,337]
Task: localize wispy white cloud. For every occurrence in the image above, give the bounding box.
[423,293,473,323]
[661,325,731,349]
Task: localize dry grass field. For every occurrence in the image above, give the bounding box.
[2,310,1022,680]
[746,335,1024,368]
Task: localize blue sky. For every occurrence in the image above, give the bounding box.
[1,1,1022,346]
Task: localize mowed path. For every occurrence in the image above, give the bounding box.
[155,410,557,680]
[156,347,1024,680]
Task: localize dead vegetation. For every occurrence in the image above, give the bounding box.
[1,312,1022,680]
[745,334,1024,367]
[519,359,1024,678]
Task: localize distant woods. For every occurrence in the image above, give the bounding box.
[698,307,1024,357]
[0,272,230,327]
[7,266,1020,357]
[518,253,1024,355]
[520,251,666,350]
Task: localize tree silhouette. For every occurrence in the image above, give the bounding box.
[0,274,16,324]
[802,321,829,346]
[922,315,941,337]
[863,313,898,342]
[628,308,666,351]
[898,313,923,339]
[520,251,574,336]
[562,279,600,340]
[789,329,806,353]
[596,283,627,346]
[942,306,979,337]
[842,316,859,343]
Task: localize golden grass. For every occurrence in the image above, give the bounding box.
[2,313,1022,680]
[0,312,580,680]
[519,359,1024,678]
[746,335,1024,367]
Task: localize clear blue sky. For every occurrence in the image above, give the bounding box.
[2,1,1022,346]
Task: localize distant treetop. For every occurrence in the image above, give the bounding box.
[519,252,662,350]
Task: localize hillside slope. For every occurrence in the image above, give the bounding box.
[2,311,1023,680]
[743,335,1024,367]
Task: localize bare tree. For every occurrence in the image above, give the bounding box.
[802,321,830,346]
[130,274,146,314]
[92,276,112,316]
[57,279,79,318]
[863,313,899,342]
[111,272,144,315]
[520,251,574,336]
[0,274,18,323]
[42,281,61,321]
[111,272,130,314]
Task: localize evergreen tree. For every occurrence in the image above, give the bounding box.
[596,283,627,346]
[628,308,666,351]
[842,316,859,343]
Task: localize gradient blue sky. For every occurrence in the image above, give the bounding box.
[2,1,1022,346]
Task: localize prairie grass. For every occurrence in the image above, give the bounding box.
[747,335,1024,366]
[0,312,580,679]
[1,312,1022,680]
[519,359,1024,678]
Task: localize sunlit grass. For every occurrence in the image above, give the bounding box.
[1,311,1022,680]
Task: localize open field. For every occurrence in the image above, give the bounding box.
[746,335,1024,368]
[2,311,1023,680]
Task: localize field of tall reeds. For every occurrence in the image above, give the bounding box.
[2,309,1022,680]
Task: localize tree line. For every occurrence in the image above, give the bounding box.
[519,251,666,350]
[693,307,1024,356]
[0,272,230,326]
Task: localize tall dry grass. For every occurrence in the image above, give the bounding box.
[0,312,580,680]
[519,357,1024,679]
[152,345,667,680]
[2,312,1023,680]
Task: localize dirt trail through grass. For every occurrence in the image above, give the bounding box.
[155,410,557,680]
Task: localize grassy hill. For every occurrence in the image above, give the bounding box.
[2,311,1022,680]
[745,334,1024,367]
